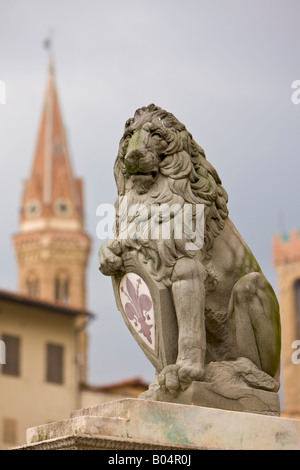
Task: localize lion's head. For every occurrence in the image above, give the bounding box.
[114,104,229,262]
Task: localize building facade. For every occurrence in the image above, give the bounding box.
[273,230,300,417]
[0,290,90,448]
[0,57,92,449]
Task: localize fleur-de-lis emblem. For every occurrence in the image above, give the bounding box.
[120,275,153,345]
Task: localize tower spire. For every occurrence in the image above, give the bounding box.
[44,54,54,207]
[18,54,84,232]
[48,54,55,76]
[13,54,91,383]
[14,56,91,306]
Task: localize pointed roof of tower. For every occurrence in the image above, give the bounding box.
[20,56,84,233]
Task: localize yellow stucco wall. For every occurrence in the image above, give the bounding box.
[0,297,79,449]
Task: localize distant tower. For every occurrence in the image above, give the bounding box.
[273,230,300,416]
[13,56,91,382]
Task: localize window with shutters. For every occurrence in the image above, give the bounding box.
[46,343,64,384]
[1,335,20,376]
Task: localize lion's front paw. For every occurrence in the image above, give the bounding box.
[99,240,123,276]
[158,363,205,396]
[158,365,180,397]
[177,363,205,390]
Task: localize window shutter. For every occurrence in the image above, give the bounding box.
[46,343,64,384]
[2,335,20,376]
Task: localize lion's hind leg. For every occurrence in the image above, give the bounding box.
[228,272,281,387]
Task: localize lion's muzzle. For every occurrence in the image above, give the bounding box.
[125,145,159,170]
[124,148,159,194]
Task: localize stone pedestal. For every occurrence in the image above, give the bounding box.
[14,398,300,450]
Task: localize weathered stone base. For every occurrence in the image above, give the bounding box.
[15,434,182,451]
[13,398,300,450]
[139,381,280,416]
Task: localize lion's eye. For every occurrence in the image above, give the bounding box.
[152,132,162,140]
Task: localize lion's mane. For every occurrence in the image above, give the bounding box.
[114,105,229,268]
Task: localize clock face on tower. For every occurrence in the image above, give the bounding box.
[25,199,41,218]
[54,198,72,217]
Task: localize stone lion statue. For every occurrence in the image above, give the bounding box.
[99,104,281,408]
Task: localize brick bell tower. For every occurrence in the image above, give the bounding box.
[273,230,300,417]
[13,56,91,382]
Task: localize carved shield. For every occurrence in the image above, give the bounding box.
[112,252,178,373]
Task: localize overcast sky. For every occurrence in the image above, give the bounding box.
[0,0,300,389]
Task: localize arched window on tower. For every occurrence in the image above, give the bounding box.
[55,271,69,304]
[26,272,39,298]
